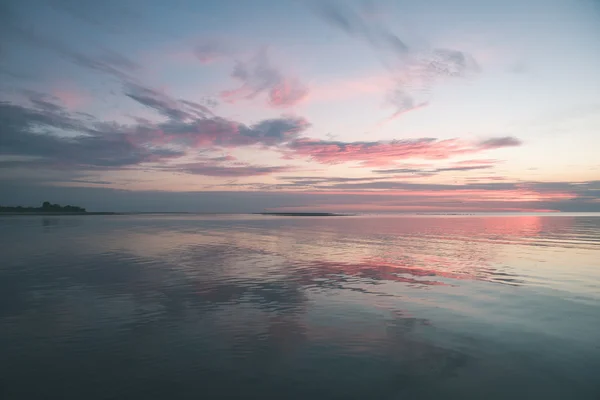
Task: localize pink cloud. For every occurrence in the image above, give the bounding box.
[284,136,521,166]
[221,48,307,108]
[268,77,309,107]
[52,87,89,109]
[306,74,392,103]
[132,115,310,150]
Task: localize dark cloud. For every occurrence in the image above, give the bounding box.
[180,98,218,113]
[0,98,83,134]
[239,117,310,145]
[221,48,308,108]
[124,83,213,120]
[374,164,494,174]
[0,101,184,168]
[143,115,310,149]
[67,179,113,185]
[0,89,309,174]
[372,168,433,175]
[271,175,399,188]
[122,78,309,148]
[436,165,495,172]
[209,155,237,162]
[19,90,70,115]
[175,163,294,177]
[321,181,521,191]
[478,136,523,149]
[281,175,391,183]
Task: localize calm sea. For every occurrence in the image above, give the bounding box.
[1,214,599,399]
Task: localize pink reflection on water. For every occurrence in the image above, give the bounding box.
[279,216,581,288]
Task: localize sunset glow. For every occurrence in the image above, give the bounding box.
[1,0,599,212]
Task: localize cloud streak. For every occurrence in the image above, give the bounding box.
[373,164,494,174]
[174,163,294,177]
[314,0,409,55]
[125,83,214,120]
[2,12,140,82]
[285,137,521,166]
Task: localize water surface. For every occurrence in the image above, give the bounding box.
[1,214,599,399]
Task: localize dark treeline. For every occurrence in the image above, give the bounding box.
[0,201,87,213]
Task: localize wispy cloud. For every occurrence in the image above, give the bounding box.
[0,3,141,82]
[312,0,479,120]
[314,0,409,55]
[2,17,140,82]
[48,0,141,34]
[221,48,308,108]
[194,39,230,64]
[51,87,89,109]
[380,90,429,124]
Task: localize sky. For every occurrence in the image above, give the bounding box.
[1,0,599,212]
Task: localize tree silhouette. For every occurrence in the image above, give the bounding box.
[0,202,86,213]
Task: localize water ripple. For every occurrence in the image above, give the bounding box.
[0,214,599,399]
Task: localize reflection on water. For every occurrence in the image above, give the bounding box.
[0,214,599,399]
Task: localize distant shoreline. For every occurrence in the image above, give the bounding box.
[2,211,595,217]
[255,212,351,217]
[0,212,119,216]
